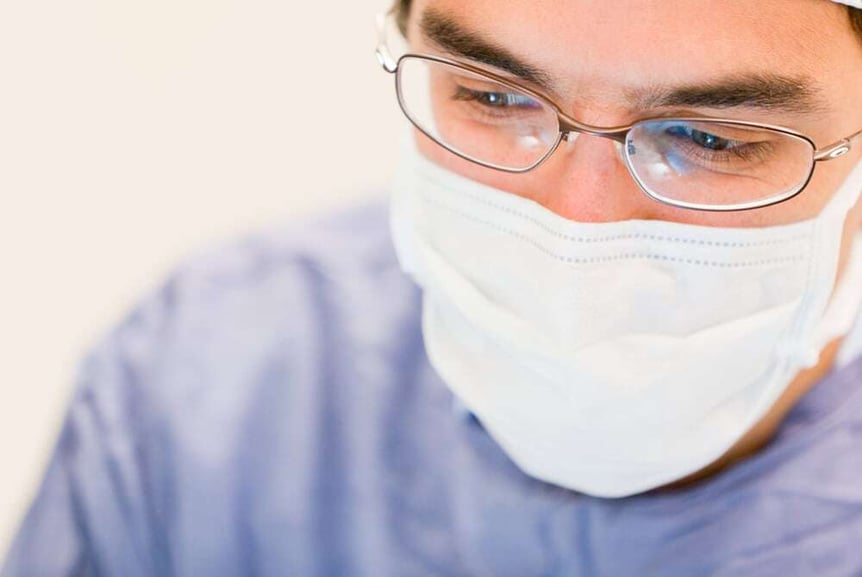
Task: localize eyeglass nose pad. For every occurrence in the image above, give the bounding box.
[613,139,628,164]
[562,131,579,148]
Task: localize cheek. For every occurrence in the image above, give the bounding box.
[776,155,859,218]
[691,150,862,227]
[780,148,862,222]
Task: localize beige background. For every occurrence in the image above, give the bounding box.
[0,0,402,558]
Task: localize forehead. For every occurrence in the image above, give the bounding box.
[410,0,859,121]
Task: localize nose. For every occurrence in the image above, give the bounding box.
[532,132,663,223]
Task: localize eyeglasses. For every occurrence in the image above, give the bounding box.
[375,10,862,212]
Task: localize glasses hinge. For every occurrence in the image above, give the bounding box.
[376,46,398,73]
[375,11,399,73]
[814,139,851,161]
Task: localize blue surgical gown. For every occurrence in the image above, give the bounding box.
[4,200,862,577]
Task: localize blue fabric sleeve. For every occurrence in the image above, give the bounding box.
[2,445,92,576]
[1,270,183,577]
[0,208,383,576]
[0,317,179,577]
[3,350,153,576]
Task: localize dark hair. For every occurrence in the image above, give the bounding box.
[396,0,411,35]
[395,2,862,44]
[852,7,862,37]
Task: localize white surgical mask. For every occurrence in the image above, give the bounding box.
[391,142,862,498]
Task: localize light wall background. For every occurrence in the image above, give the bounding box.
[0,0,402,558]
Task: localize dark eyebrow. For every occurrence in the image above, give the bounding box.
[419,8,556,90]
[419,8,828,116]
[633,74,829,115]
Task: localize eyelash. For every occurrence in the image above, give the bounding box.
[451,85,542,115]
[669,135,776,168]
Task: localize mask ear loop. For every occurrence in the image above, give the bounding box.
[785,159,862,367]
[816,232,862,356]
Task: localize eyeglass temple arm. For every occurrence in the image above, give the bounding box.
[814,127,862,162]
[375,9,399,73]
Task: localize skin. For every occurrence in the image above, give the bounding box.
[403,0,862,491]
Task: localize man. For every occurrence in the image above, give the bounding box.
[4,1,862,575]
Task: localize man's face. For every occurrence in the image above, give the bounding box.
[406,0,862,231]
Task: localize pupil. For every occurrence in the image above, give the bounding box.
[665,124,730,151]
[693,130,725,150]
[484,93,505,106]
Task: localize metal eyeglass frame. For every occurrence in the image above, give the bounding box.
[375,8,862,212]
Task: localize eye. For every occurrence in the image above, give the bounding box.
[453,86,542,111]
[665,124,735,151]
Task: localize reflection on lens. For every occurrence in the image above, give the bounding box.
[397,56,560,171]
[626,120,815,209]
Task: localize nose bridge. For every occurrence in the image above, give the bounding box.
[562,130,629,168]
[560,132,627,176]
[539,132,657,223]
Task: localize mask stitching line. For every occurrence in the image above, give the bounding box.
[421,172,811,248]
[419,194,807,268]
